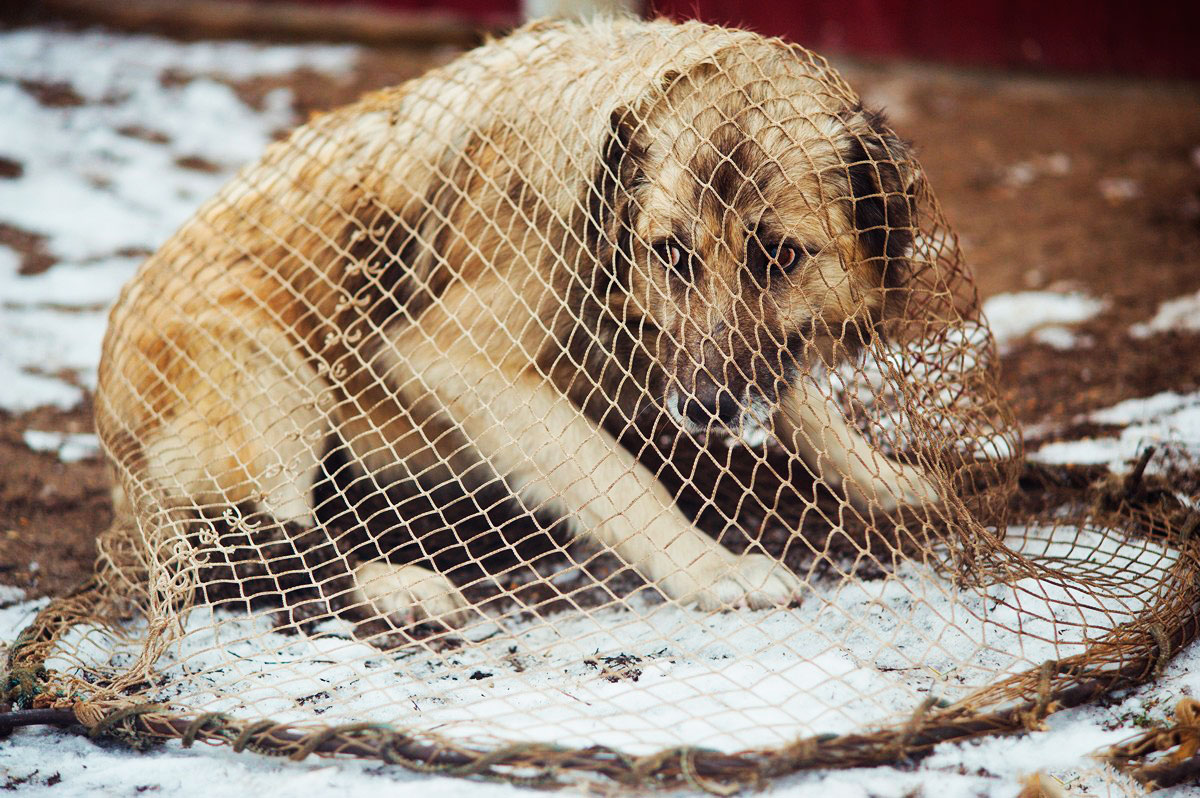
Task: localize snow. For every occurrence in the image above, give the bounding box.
[1032,390,1200,472]
[1031,324,1090,350]
[1131,289,1200,338]
[824,319,1018,462]
[7,721,1094,798]
[1097,177,1141,204]
[0,565,1169,796]
[0,584,29,605]
[21,430,101,463]
[980,291,1106,349]
[0,29,356,411]
[3,524,1178,798]
[999,153,1071,188]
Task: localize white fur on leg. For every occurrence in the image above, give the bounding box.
[351,562,471,627]
[655,548,805,611]
[840,454,941,512]
[778,379,941,513]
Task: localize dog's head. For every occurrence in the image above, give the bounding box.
[590,46,918,443]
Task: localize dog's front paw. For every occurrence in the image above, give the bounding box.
[660,551,804,611]
[351,562,472,627]
[842,458,940,513]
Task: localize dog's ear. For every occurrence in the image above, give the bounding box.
[581,101,653,296]
[602,67,688,196]
[841,106,919,288]
[582,104,648,269]
[584,69,685,271]
[603,103,651,197]
[585,66,718,291]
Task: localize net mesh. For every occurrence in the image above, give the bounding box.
[7,17,1199,791]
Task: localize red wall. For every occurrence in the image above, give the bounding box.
[650,0,1200,79]
[291,0,1200,79]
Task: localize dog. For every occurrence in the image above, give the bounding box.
[95,17,939,628]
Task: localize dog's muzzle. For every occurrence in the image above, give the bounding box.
[666,372,773,447]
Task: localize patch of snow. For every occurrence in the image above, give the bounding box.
[1043,152,1071,176]
[22,430,101,462]
[980,291,1106,349]
[825,320,1018,462]
[0,717,1133,798]
[1089,391,1198,426]
[999,153,1071,189]
[1130,289,1200,338]
[0,28,357,102]
[0,360,85,412]
[1002,161,1037,187]
[1030,325,1089,350]
[1098,176,1140,203]
[0,29,359,412]
[1031,390,1200,472]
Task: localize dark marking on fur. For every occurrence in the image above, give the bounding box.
[843,107,916,297]
[689,129,758,221]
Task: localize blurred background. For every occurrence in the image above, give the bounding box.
[7,0,1199,77]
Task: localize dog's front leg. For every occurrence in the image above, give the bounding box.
[388,331,803,611]
[776,378,940,512]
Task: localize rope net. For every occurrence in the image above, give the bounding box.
[9,17,1199,791]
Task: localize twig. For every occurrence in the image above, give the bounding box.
[1125,446,1156,496]
[0,708,79,735]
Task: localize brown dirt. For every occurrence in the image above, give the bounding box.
[0,222,56,276]
[0,400,112,598]
[1,37,1198,601]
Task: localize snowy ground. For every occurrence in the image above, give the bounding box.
[2,25,1200,798]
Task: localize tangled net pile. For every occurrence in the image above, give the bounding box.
[7,17,1200,792]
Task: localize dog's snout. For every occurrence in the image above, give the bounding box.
[682,371,740,427]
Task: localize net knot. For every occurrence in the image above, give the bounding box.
[232,719,289,755]
[2,666,47,710]
[181,712,236,747]
[629,745,739,794]
[895,696,937,758]
[290,722,389,761]
[1018,660,1059,731]
[89,703,165,750]
[1101,697,1200,789]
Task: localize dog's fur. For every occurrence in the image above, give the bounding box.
[96,18,938,624]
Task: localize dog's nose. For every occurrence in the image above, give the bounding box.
[682,372,741,427]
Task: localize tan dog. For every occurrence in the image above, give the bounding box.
[96,18,938,626]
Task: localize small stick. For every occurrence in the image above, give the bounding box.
[1125,446,1156,496]
[0,708,79,736]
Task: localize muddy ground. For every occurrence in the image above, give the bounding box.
[1,26,1198,600]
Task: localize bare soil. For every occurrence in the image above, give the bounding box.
[1,35,1198,600]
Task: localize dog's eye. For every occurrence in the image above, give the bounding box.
[651,239,694,279]
[770,243,799,270]
[754,239,814,278]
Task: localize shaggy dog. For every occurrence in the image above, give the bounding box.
[96,18,938,625]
